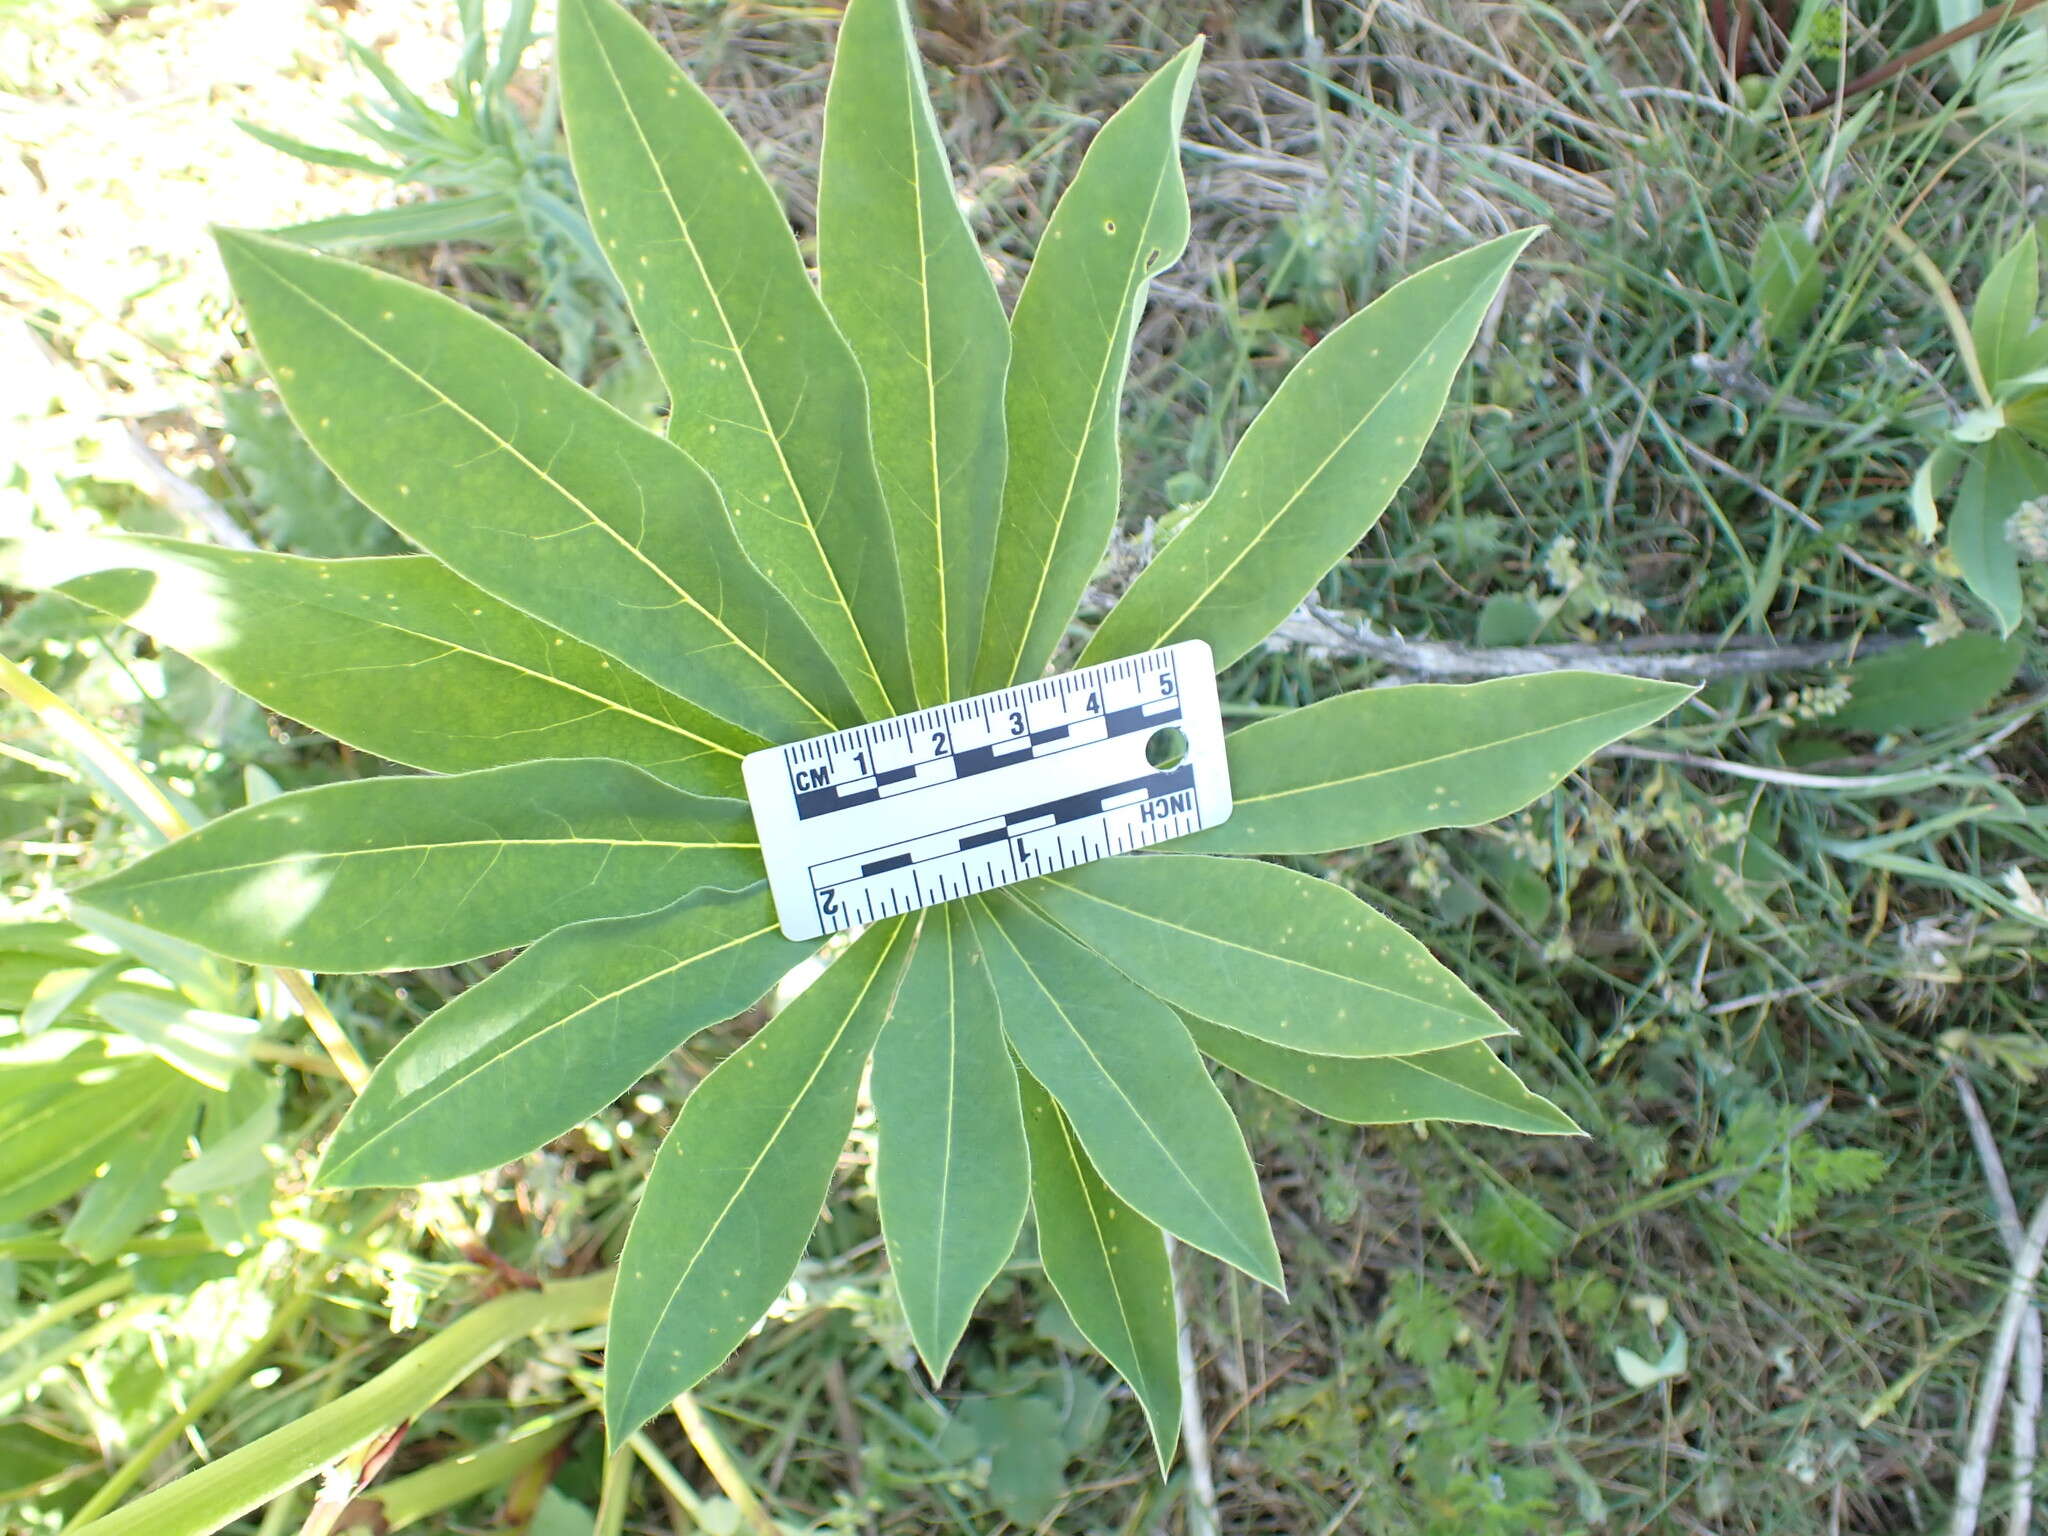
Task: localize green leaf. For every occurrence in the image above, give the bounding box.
[870,906,1029,1378]
[1182,673,1691,855]
[89,994,258,1092]
[967,894,1281,1288]
[604,919,913,1443]
[321,884,810,1188]
[0,1034,186,1224]
[1948,435,2045,635]
[1078,229,1539,670]
[214,228,859,742]
[2,535,756,798]
[1832,632,2023,733]
[1467,1185,1570,1276]
[818,0,1010,705]
[1749,219,1823,342]
[1186,1016,1579,1135]
[558,0,911,716]
[1025,855,1503,1057]
[76,760,759,972]
[1972,227,2041,390]
[973,44,1201,690]
[63,1092,198,1261]
[1911,443,1959,542]
[1017,1069,1180,1468]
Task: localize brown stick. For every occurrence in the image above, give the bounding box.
[1798,0,2048,114]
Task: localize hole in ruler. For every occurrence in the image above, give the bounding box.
[1144,725,1189,771]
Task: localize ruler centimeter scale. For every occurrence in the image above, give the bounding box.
[743,640,1232,941]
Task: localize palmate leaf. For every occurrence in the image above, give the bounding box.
[1079,229,1540,670]
[1017,1068,1181,1467]
[1024,855,1504,1058]
[973,42,1202,691]
[967,894,1281,1290]
[1181,673,1693,856]
[604,919,913,1443]
[2,534,756,797]
[558,0,912,717]
[818,0,1010,705]
[321,884,812,1188]
[75,760,759,972]
[870,905,1029,1379]
[216,228,859,742]
[1184,1015,1578,1135]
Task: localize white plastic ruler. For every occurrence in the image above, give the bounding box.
[743,640,1232,941]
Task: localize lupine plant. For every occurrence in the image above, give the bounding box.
[7,0,1688,1467]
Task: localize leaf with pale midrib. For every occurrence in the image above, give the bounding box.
[2,534,756,797]
[871,906,1029,1378]
[604,919,914,1443]
[1018,1067,1180,1468]
[1025,855,1504,1058]
[76,760,760,972]
[216,227,861,742]
[559,0,912,717]
[1180,673,1693,855]
[1079,230,1540,671]
[974,43,1201,691]
[967,894,1280,1289]
[818,0,1010,706]
[321,884,813,1188]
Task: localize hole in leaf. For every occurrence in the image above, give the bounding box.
[1145,725,1188,771]
[1103,218,1117,234]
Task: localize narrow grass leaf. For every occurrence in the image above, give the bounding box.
[321,884,812,1188]
[215,228,859,741]
[1181,673,1692,855]
[76,760,759,972]
[0,535,756,798]
[559,0,911,715]
[871,906,1029,1379]
[63,1094,198,1261]
[1025,855,1504,1057]
[1187,1016,1579,1135]
[818,0,1010,705]
[968,894,1280,1289]
[973,44,1201,690]
[605,920,913,1443]
[1079,229,1538,670]
[0,1035,186,1224]
[1017,1068,1180,1468]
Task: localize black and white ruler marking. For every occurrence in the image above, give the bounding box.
[743,640,1232,941]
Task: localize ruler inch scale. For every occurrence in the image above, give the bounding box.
[744,640,1232,941]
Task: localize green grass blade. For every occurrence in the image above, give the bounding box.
[1024,855,1505,1057]
[320,885,813,1188]
[967,894,1280,1289]
[75,760,759,972]
[2,535,758,798]
[1187,1017,1579,1135]
[604,919,914,1444]
[870,906,1029,1379]
[1017,1067,1180,1470]
[818,0,1009,706]
[215,228,859,742]
[973,44,1201,690]
[1182,673,1693,855]
[558,0,911,717]
[1078,229,1539,670]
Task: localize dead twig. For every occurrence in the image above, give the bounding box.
[1267,602,1911,681]
[1949,1187,2048,1536]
